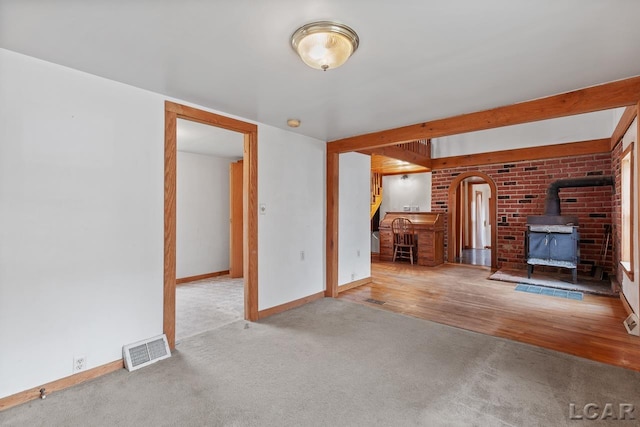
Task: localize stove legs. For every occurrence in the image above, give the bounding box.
[527,263,578,283]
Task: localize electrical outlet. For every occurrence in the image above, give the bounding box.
[300,250,305,261]
[357,249,360,257]
[351,273,355,281]
[73,356,86,373]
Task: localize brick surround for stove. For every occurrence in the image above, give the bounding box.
[430,153,614,273]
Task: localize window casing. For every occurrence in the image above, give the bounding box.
[620,142,634,279]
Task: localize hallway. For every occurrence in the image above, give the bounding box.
[176,275,244,342]
[455,248,491,267]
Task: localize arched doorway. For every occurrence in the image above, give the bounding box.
[448,172,497,269]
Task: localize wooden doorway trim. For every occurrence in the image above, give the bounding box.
[474,189,483,249]
[325,151,339,297]
[465,183,473,249]
[164,101,258,349]
[448,172,497,269]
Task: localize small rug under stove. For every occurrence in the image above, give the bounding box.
[515,283,584,300]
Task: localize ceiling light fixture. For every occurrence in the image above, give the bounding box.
[291,21,359,71]
[287,119,301,128]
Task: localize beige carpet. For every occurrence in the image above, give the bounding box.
[2,298,638,426]
[176,275,244,342]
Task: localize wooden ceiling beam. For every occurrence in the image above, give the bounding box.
[431,138,610,170]
[328,76,640,153]
[360,145,432,168]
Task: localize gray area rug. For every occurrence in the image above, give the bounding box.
[176,275,244,342]
[2,298,639,426]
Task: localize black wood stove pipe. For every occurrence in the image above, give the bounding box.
[544,176,614,216]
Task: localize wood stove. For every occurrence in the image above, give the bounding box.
[525,176,614,284]
[526,224,579,283]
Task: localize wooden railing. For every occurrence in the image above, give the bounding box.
[361,139,431,170]
[395,139,430,157]
[371,172,383,219]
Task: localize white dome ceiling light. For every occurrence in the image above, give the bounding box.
[291,21,359,71]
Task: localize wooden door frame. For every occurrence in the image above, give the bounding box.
[465,182,473,249]
[164,101,258,349]
[474,189,483,249]
[448,172,497,269]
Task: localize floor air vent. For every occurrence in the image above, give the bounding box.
[515,284,583,300]
[123,334,171,372]
[365,298,385,305]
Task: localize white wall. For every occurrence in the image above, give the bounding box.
[620,118,639,315]
[338,153,371,285]
[176,152,232,278]
[432,109,623,158]
[0,48,164,398]
[257,125,326,310]
[0,48,327,398]
[380,173,432,222]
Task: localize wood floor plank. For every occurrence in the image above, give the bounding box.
[339,261,640,371]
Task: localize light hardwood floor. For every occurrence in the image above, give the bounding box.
[339,261,640,371]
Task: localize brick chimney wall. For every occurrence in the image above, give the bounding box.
[431,152,614,273]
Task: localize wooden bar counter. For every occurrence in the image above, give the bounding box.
[379,212,445,266]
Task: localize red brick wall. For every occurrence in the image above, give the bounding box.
[431,153,614,274]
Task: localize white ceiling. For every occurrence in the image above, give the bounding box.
[1,1,639,142]
[177,119,244,158]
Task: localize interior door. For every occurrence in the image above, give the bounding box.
[455,183,463,259]
[475,191,483,248]
[229,160,243,278]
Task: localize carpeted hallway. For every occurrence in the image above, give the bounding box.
[176,275,244,342]
[2,298,638,426]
